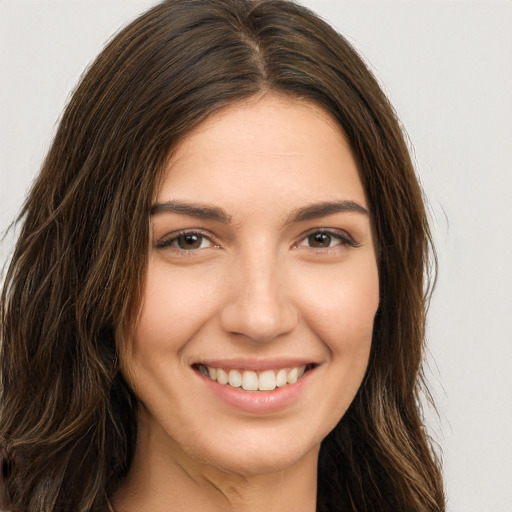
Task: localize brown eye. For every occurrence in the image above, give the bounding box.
[176,234,204,250]
[307,233,334,248]
[155,232,215,251]
[294,229,357,251]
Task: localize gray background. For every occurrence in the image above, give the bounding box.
[1,1,511,510]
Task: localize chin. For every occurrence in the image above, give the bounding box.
[195,437,321,478]
[160,412,327,478]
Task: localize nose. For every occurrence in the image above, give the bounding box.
[220,251,298,343]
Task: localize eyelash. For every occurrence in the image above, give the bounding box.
[155,228,359,255]
[155,229,219,254]
[293,228,359,251]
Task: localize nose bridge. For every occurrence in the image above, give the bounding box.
[220,245,297,343]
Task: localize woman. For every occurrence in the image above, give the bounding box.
[0,0,444,510]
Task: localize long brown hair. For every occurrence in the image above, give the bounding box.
[0,1,444,510]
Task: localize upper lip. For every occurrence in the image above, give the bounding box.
[191,357,318,371]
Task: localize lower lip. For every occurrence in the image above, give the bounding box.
[196,369,314,414]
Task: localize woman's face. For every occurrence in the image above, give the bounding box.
[121,94,379,476]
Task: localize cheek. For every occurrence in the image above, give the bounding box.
[297,257,379,353]
[134,261,223,350]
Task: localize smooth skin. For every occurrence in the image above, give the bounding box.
[113,93,380,512]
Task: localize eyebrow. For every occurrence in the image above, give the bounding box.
[286,200,369,223]
[150,201,232,223]
[149,199,368,224]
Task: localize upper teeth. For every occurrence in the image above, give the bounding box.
[198,365,307,391]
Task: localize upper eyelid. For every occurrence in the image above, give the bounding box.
[301,227,352,236]
[156,228,215,238]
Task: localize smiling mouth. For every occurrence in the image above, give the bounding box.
[192,363,316,392]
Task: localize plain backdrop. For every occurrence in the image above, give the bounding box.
[1,1,511,510]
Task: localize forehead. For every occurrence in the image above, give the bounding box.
[157,94,367,214]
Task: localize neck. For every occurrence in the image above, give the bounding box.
[111,416,319,512]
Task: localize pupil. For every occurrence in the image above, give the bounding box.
[178,234,201,249]
[309,233,331,248]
